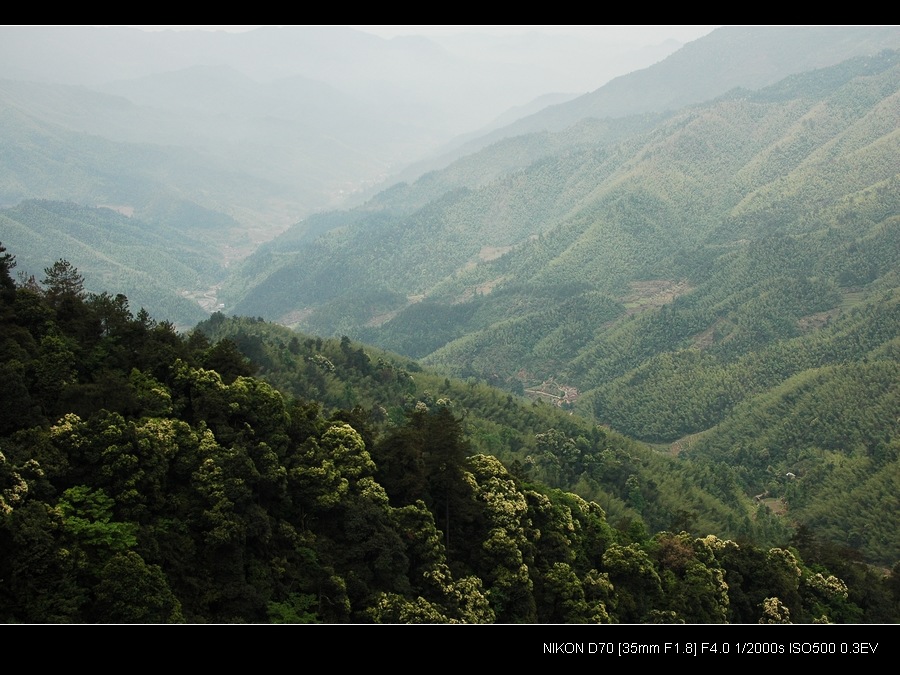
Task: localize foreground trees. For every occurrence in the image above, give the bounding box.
[0,252,895,622]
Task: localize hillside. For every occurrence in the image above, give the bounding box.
[1,253,894,622]
[223,49,900,565]
[0,200,225,327]
[394,26,900,183]
[4,25,900,619]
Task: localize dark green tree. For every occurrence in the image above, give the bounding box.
[0,242,16,295]
[92,551,184,623]
[42,259,84,302]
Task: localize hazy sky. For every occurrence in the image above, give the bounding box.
[96,25,722,127]
[119,25,720,45]
[351,25,719,42]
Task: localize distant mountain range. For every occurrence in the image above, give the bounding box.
[219,32,900,565]
[3,25,900,564]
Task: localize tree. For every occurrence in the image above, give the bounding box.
[41,260,90,333]
[759,596,791,623]
[202,339,254,384]
[93,551,183,623]
[0,242,16,294]
[602,542,663,622]
[57,485,137,553]
[463,454,536,622]
[87,292,131,338]
[422,406,472,553]
[42,259,84,301]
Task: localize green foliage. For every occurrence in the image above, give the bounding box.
[267,593,319,624]
[212,56,900,576]
[56,485,137,552]
[4,41,900,623]
[42,259,84,302]
[1,201,220,327]
[93,551,183,623]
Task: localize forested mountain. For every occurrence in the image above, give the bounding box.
[0,25,692,328]
[4,26,900,622]
[223,49,900,566]
[0,200,224,327]
[228,49,900,353]
[1,249,895,622]
[397,26,900,183]
[0,26,688,228]
[496,26,900,135]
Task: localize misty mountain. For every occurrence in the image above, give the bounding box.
[0,26,685,135]
[0,26,691,237]
[220,46,900,564]
[0,70,430,226]
[434,26,900,174]
[5,25,900,568]
[0,200,224,325]
[228,47,900,334]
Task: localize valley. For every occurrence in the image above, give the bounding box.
[2,25,899,623]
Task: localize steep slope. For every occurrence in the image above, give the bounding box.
[10,258,891,624]
[442,25,900,163]
[224,50,900,565]
[230,51,900,348]
[0,201,224,326]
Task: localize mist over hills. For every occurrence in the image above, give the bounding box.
[219,33,900,565]
[401,26,900,182]
[511,26,900,131]
[3,25,900,588]
[0,26,702,293]
[0,25,691,144]
[229,41,900,339]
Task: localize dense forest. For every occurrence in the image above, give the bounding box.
[3,27,899,624]
[218,50,900,568]
[1,246,897,623]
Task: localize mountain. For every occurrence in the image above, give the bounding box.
[0,25,689,135]
[0,71,421,225]
[4,22,900,573]
[2,257,893,622]
[0,200,225,326]
[448,26,900,160]
[228,48,900,339]
[5,25,900,622]
[223,47,900,565]
[0,25,698,278]
[390,26,900,188]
